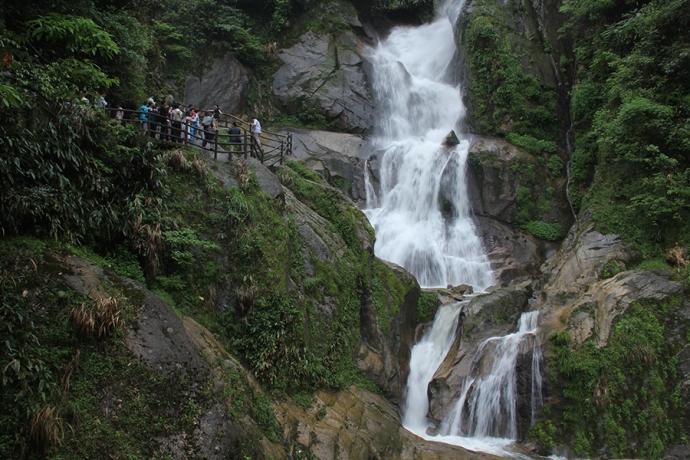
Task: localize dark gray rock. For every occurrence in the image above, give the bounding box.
[287,129,369,203]
[272,30,374,132]
[475,215,546,285]
[122,279,210,380]
[184,53,249,114]
[466,136,566,282]
[283,188,347,264]
[357,261,422,403]
[665,445,690,460]
[247,157,284,200]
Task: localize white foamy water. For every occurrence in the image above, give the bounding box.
[364,0,493,291]
[403,308,542,457]
[364,0,545,455]
[440,311,541,439]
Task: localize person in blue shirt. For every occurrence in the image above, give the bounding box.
[138,102,150,131]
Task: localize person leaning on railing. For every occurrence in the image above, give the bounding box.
[228,121,243,154]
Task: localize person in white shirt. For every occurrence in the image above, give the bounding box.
[250,117,262,153]
[170,105,184,143]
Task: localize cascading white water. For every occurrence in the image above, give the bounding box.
[403,302,463,430]
[403,310,543,455]
[364,0,493,291]
[363,1,544,454]
[440,311,541,439]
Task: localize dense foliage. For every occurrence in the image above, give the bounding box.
[537,299,687,457]
[564,0,690,255]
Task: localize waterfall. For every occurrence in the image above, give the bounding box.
[363,0,544,455]
[403,310,543,455]
[440,311,540,439]
[363,0,493,291]
[364,159,379,208]
[403,302,464,430]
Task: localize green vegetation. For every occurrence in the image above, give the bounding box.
[521,221,565,242]
[0,238,209,458]
[541,299,687,458]
[462,1,559,150]
[564,0,690,256]
[508,158,566,240]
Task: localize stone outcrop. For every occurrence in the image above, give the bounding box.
[59,254,284,459]
[277,386,498,460]
[357,261,421,403]
[184,53,249,113]
[539,216,634,300]
[565,269,683,347]
[466,136,567,283]
[273,1,374,132]
[288,128,370,203]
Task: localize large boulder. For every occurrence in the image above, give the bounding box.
[272,27,374,132]
[184,53,249,113]
[288,129,370,203]
[538,216,635,301]
[560,269,683,347]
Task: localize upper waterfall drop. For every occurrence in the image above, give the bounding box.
[363,0,493,291]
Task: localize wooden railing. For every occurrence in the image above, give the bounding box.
[105,108,292,167]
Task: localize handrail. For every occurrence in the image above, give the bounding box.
[104,107,291,166]
[202,111,288,141]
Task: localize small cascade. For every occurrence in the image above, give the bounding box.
[440,311,541,439]
[403,309,543,455]
[403,302,464,430]
[364,159,379,209]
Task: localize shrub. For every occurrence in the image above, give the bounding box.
[522,220,565,241]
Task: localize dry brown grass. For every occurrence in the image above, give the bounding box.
[130,214,162,280]
[191,158,207,178]
[69,297,123,340]
[234,159,252,190]
[666,243,688,268]
[167,150,190,172]
[28,406,63,452]
[60,350,81,395]
[234,275,257,317]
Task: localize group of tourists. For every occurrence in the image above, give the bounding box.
[134,96,263,153]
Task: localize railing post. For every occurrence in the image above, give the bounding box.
[214,126,218,161]
[280,141,284,165]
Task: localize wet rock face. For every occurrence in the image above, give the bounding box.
[184,53,249,113]
[358,261,421,403]
[272,29,374,132]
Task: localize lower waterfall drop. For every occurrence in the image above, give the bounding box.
[403,310,543,455]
